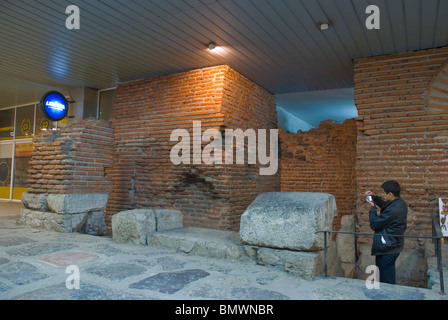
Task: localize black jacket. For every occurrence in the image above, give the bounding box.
[369,196,408,255]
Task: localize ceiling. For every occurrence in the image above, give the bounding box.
[1,0,448,129]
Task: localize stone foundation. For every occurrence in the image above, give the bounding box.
[112,208,183,245]
[18,192,108,235]
[239,192,341,278]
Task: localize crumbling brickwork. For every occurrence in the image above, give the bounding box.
[27,118,114,195]
[279,119,357,232]
[107,65,279,231]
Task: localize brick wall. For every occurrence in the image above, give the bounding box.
[27,118,114,194]
[354,47,448,246]
[107,65,279,231]
[279,119,357,231]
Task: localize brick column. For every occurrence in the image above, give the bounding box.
[20,118,114,234]
[354,47,448,246]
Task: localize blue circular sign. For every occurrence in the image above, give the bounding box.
[40,91,69,121]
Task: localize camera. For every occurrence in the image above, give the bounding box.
[366,195,373,202]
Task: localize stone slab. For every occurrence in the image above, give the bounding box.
[38,251,99,267]
[189,286,290,300]
[86,262,147,280]
[6,242,77,257]
[129,269,210,294]
[14,282,147,300]
[0,262,49,285]
[256,247,324,279]
[239,192,337,251]
[46,193,108,214]
[0,236,35,247]
[147,227,247,261]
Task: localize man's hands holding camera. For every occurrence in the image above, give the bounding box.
[364,190,375,207]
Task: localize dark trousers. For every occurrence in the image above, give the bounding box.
[375,253,400,284]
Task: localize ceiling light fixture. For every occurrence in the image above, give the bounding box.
[208,41,216,50]
[319,22,330,31]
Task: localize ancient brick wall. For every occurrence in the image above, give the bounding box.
[279,119,358,232]
[354,47,448,246]
[107,65,279,231]
[27,118,114,194]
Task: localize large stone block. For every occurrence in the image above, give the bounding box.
[239,192,337,251]
[256,247,324,279]
[21,192,48,211]
[112,209,156,245]
[20,193,108,236]
[154,209,183,231]
[18,208,107,235]
[47,193,108,214]
[18,208,61,232]
[243,238,342,278]
[112,208,184,245]
[336,215,356,278]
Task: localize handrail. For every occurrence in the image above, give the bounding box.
[316,223,445,295]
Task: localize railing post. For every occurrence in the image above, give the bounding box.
[437,237,445,294]
[324,231,328,277]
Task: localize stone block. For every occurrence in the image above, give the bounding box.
[239,192,337,251]
[337,215,356,264]
[21,192,48,211]
[154,209,183,231]
[20,193,108,236]
[47,193,108,214]
[112,209,156,245]
[147,227,246,261]
[18,208,107,235]
[256,247,324,278]
[18,208,63,232]
[245,238,342,279]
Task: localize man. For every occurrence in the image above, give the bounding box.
[365,180,408,284]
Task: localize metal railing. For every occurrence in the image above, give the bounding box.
[316,211,445,294]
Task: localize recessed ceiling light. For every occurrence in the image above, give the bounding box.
[319,23,330,31]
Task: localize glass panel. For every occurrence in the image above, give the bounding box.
[15,105,35,139]
[99,89,115,120]
[0,109,15,140]
[0,143,13,199]
[13,142,33,200]
[35,105,54,136]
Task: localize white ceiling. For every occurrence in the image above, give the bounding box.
[1,0,447,128]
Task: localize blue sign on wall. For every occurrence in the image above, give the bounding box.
[40,91,69,121]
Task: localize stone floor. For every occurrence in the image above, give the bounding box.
[1,201,447,302]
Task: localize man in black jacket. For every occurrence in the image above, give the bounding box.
[365,180,408,284]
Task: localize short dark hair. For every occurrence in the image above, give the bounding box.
[381,180,401,197]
